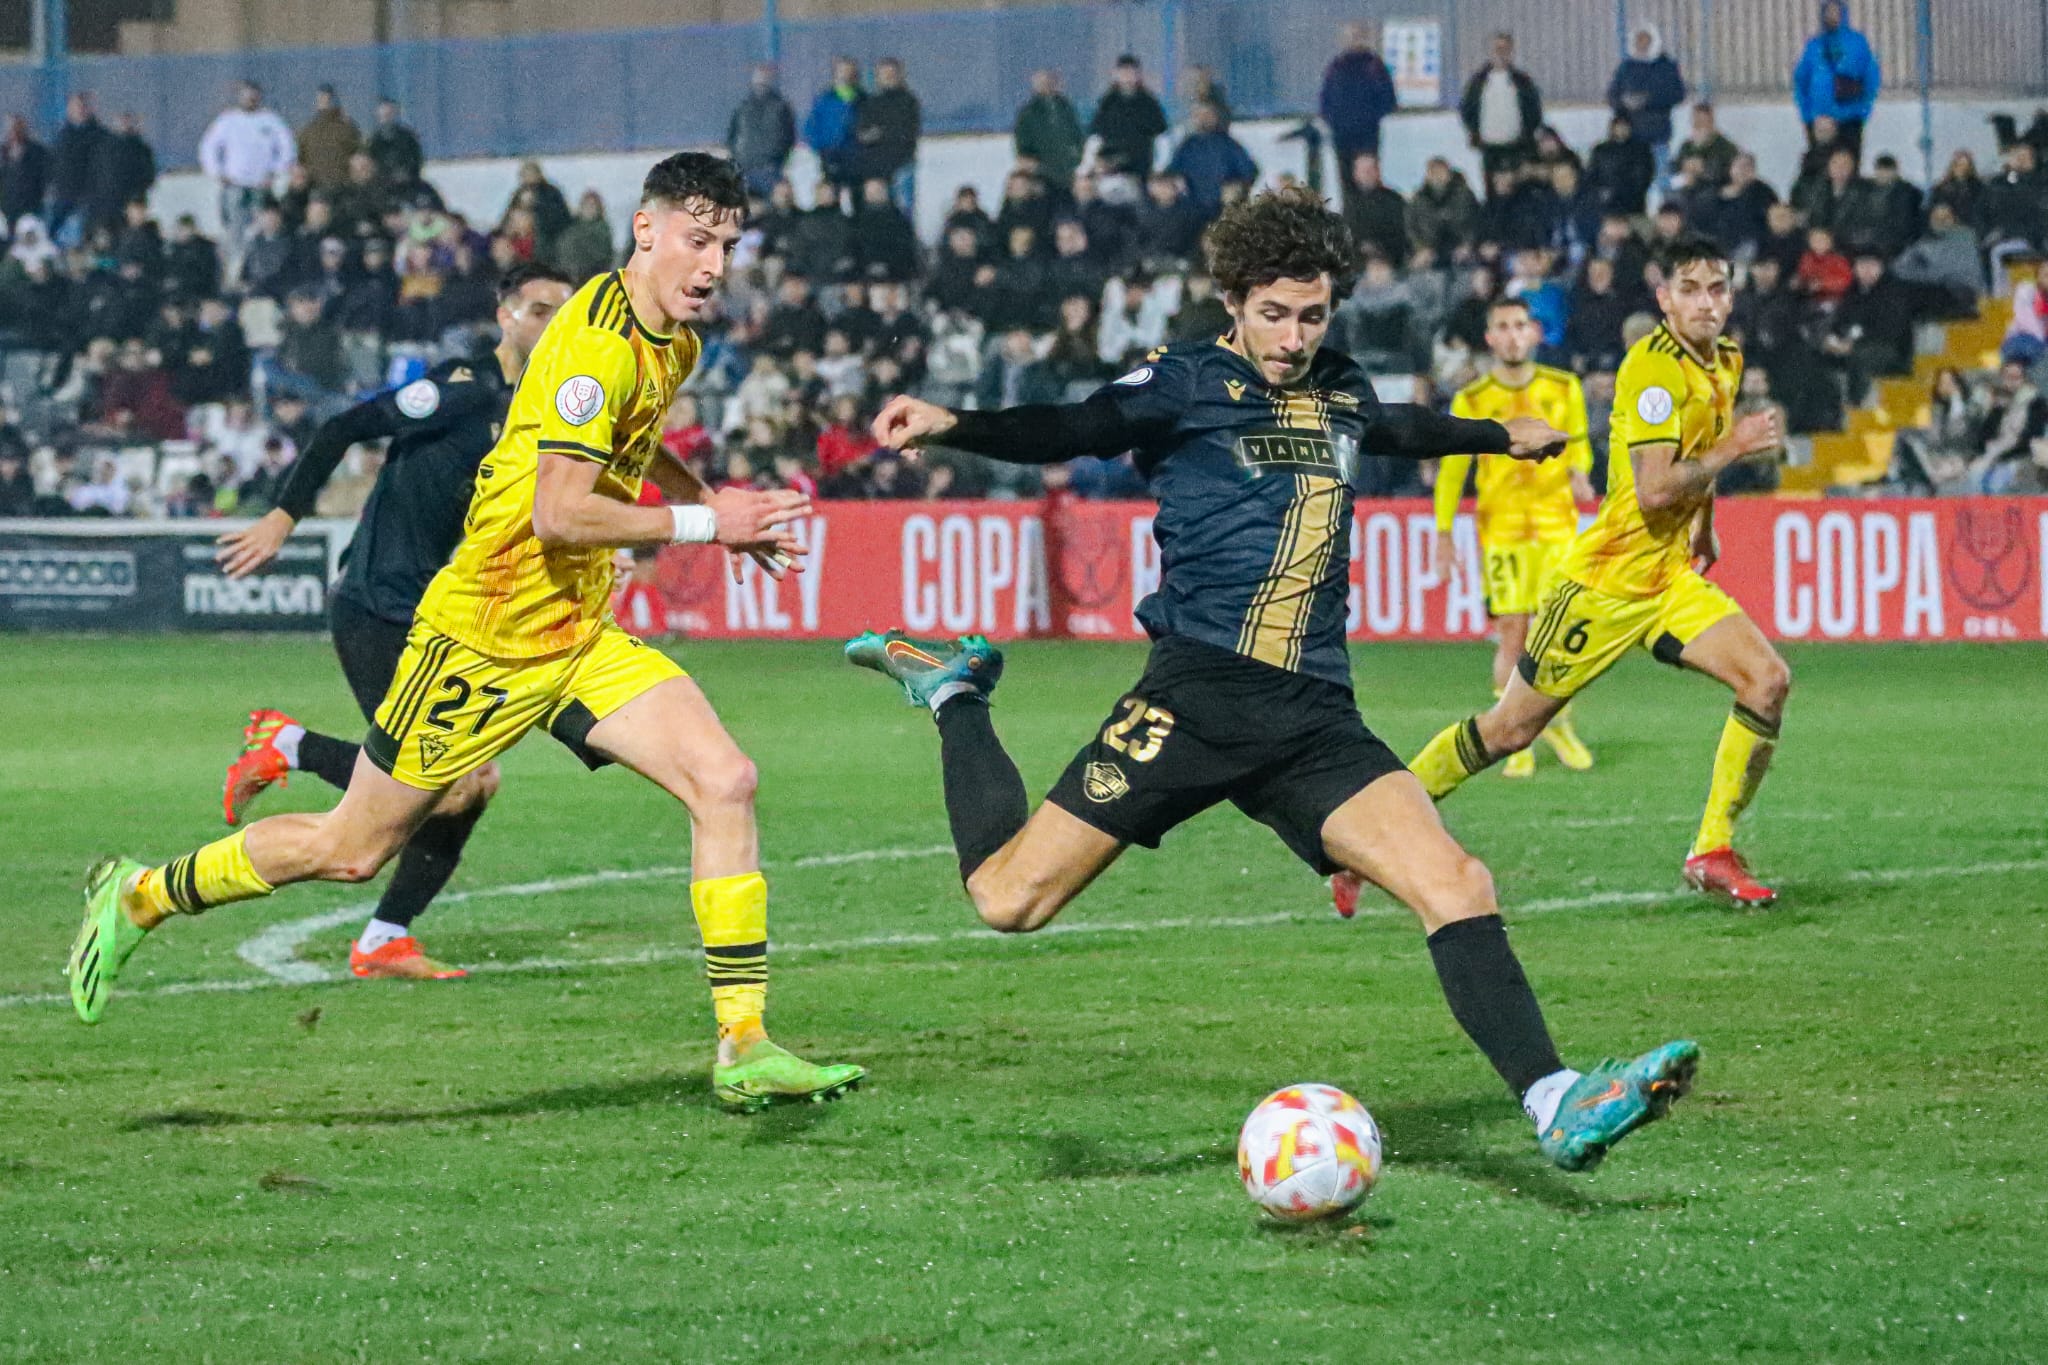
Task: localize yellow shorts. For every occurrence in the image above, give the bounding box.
[1518,570,1744,700]
[366,621,687,790]
[1481,538,1568,617]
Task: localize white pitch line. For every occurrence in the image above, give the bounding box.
[234,843,954,986]
[4,854,2042,1015]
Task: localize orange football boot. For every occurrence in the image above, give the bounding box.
[1683,847,1777,907]
[349,936,468,980]
[1331,870,1362,919]
[223,708,297,825]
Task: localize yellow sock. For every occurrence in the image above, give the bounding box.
[1409,716,1493,799]
[1693,706,1779,855]
[130,830,275,927]
[691,871,768,1040]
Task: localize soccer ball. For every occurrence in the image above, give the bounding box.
[1236,1083,1382,1221]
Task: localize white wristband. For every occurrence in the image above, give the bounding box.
[669,504,718,544]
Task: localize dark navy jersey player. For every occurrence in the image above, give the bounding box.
[210,263,575,980]
[848,187,1703,1175]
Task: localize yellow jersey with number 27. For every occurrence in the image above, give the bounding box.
[414,270,700,659]
[1557,323,1740,600]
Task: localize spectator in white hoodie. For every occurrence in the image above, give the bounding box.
[199,82,296,266]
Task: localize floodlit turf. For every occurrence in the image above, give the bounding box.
[3,634,2046,1361]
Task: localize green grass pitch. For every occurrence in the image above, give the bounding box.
[3,635,2046,1361]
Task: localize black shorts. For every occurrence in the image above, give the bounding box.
[327,591,609,770]
[1045,636,1406,875]
[329,591,411,722]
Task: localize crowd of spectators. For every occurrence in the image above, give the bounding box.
[1,0,2046,521]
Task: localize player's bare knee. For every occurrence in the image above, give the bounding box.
[678,751,759,817]
[1414,852,1497,928]
[469,762,502,805]
[1737,654,1792,720]
[968,874,1049,934]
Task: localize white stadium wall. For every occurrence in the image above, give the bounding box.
[143,96,2017,258]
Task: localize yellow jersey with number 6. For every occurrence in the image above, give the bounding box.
[414,270,700,659]
[1436,365,1592,545]
[1557,323,1740,600]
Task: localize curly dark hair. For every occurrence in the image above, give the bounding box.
[640,151,747,221]
[1203,185,1358,301]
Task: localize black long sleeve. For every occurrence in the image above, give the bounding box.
[274,398,402,520]
[1362,404,1513,459]
[941,389,1170,465]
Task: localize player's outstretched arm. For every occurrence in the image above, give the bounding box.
[1632,409,1780,512]
[532,451,810,564]
[871,386,1176,465]
[644,449,800,581]
[1364,405,1568,462]
[214,396,405,579]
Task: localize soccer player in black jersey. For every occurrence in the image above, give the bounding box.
[848,189,1699,1172]
[211,262,574,980]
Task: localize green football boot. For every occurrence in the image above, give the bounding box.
[1538,1039,1700,1172]
[844,629,1004,708]
[68,856,151,1025]
[713,1040,866,1114]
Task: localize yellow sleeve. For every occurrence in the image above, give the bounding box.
[1614,348,1687,452]
[533,326,638,467]
[1563,375,1594,475]
[1436,386,1480,530]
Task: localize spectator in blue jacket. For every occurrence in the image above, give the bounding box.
[1607,22,1687,189]
[1167,102,1258,224]
[803,56,865,193]
[1320,24,1399,173]
[1793,1,1880,163]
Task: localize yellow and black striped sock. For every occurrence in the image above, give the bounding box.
[1409,716,1495,799]
[130,830,275,927]
[691,871,768,1041]
[1693,705,1780,855]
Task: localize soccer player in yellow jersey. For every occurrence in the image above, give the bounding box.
[1436,297,1596,779]
[67,154,867,1108]
[1410,235,1793,906]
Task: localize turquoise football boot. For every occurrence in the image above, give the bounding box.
[1538,1039,1700,1172]
[844,630,1004,708]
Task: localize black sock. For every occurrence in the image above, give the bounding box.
[935,696,1028,883]
[1426,915,1567,1097]
[297,730,360,791]
[372,806,484,928]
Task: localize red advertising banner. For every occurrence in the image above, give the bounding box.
[641,497,2048,645]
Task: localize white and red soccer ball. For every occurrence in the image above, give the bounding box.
[1236,1083,1382,1221]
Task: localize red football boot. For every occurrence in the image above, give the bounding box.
[223,708,298,825]
[1683,847,1778,907]
[350,936,468,980]
[1331,871,1362,919]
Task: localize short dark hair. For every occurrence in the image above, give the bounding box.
[1875,153,1899,170]
[640,152,747,221]
[1204,185,1357,300]
[1487,296,1533,320]
[1656,232,1729,279]
[1115,53,1142,68]
[497,261,572,303]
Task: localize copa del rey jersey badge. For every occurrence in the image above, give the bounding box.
[556,375,605,426]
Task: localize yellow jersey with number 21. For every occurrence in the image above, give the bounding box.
[415,270,701,659]
[1437,365,1592,546]
[1557,323,1740,600]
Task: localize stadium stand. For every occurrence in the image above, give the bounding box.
[0,2,2044,517]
